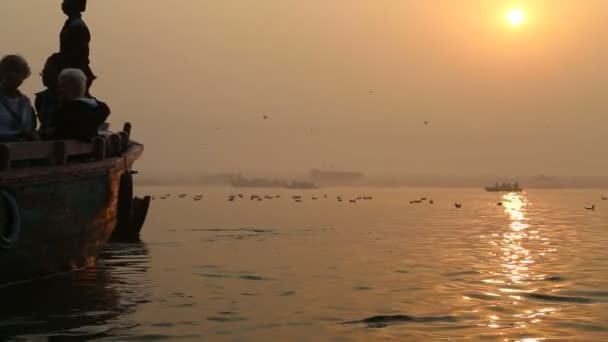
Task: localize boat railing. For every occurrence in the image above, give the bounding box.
[0,123,133,171]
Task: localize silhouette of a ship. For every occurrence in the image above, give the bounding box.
[485,182,522,192]
[284,181,319,190]
[230,176,285,188]
[309,169,363,182]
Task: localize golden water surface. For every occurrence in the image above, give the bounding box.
[1,187,607,341]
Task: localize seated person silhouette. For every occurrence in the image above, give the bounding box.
[0,55,37,142]
[48,68,109,141]
[36,53,64,137]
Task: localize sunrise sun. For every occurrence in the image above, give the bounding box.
[506,8,525,27]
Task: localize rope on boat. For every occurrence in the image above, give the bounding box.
[0,190,20,249]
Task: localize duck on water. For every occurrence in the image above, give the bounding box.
[0,0,148,285]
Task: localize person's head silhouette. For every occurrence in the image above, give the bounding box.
[61,0,87,16]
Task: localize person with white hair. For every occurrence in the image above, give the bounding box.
[46,68,109,141]
[0,55,37,141]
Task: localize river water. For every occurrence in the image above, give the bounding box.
[1,187,607,341]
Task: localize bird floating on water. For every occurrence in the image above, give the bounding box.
[585,205,595,211]
[454,203,462,209]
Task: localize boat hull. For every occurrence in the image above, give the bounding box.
[0,144,142,285]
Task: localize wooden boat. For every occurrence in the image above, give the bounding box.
[0,123,149,285]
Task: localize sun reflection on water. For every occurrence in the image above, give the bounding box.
[499,192,532,285]
[478,192,558,336]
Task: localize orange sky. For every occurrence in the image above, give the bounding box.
[1,1,607,181]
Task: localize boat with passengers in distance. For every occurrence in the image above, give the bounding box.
[484,182,523,192]
[0,123,149,285]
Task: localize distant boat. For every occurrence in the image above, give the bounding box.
[309,169,364,182]
[284,181,319,190]
[230,176,285,188]
[484,182,522,192]
[601,196,608,200]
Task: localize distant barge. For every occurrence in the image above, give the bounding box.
[284,181,319,190]
[230,176,285,188]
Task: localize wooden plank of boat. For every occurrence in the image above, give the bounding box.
[2,140,94,161]
[0,142,142,183]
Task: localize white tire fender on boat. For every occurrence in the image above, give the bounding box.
[0,190,20,249]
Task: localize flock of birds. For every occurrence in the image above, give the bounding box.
[150,193,606,211]
[150,193,483,209]
[150,193,374,204]
[226,193,375,204]
[410,196,604,211]
[409,197,465,208]
[152,193,203,201]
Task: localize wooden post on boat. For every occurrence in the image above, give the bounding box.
[109,123,151,242]
[114,170,133,237]
[123,122,131,136]
[131,195,151,237]
[52,141,67,165]
[109,134,121,157]
[103,135,112,157]
[92,136,106,160]
[0,145,10,171]
[118,131,129,152]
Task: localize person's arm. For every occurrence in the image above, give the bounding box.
[16,104,39,141]
[0,125,29,141]
[28,104,37,131]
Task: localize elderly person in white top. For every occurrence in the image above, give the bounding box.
[47,68,109,141]
[0,55,37,141]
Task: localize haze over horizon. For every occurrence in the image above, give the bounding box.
[2,1,606,182]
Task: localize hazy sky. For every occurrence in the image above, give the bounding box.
[1,1,607,180]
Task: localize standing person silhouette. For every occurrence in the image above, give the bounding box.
[59,0,96,94]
